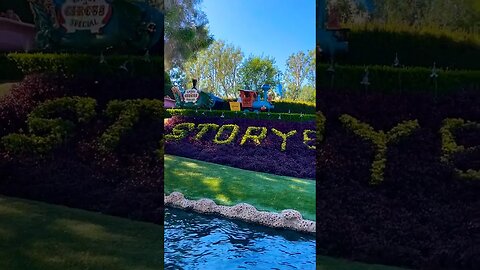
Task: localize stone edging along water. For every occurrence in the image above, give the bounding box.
[165,192,316,234]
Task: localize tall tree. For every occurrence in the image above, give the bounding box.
[298,85,316,103]
[307,49,316,87]
[370,0,480,32]
[164,0,214,69]
[183,40,243,98]
[239,56,279,91]
[284,51,313,100]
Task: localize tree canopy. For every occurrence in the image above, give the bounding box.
[164,0,214,69]
[239,56,279,91]
[327,0,480,34]
[183,40,243,98]
[284,50,315,101]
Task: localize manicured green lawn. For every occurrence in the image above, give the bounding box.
[317,256,409,270]
[0,82,15,97]
[165,154,316,220]
[0,196,163,270]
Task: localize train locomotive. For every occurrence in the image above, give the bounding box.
[238,84,274,112]
[169,79,275,112]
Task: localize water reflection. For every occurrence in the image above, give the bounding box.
[164,207,316,270]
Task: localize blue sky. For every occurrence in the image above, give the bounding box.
[202,0,315,73]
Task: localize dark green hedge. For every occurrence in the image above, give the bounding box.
[213,98,315,114]
[100,99,164,151]
[2,97,97,154]
[272,100,315,114]
[166,109,315,122]
[7,53,163,77]
[327,29,480,70]
[318,64,480,94]
[0,54,23,81]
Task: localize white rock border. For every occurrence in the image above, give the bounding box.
[165,192,316,234]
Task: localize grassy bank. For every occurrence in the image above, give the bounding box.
[0,196,163,270]
[164,154,315,220]
[317,256,409,270]
[0,82,15,97]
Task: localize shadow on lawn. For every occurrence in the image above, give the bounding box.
[0,197,163,270]
[165,155,316,220]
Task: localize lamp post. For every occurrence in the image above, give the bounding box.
[360,66,370,93]
[327,57,335,90]
[430,62,439,99]
[393,52,402,93]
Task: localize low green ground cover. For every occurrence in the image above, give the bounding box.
[0,196,163,270]
[317,256,408,270]
[317,64,480,94]
[164,154,316,221]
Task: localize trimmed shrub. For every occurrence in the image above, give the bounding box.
[327,27,480,70]
[317,88,480,270]
[440,118,480,180]
[7,53,163,77]
[165,116,316,179]
[0,73,163,137]
[0,73,71,137]
[2,97,97,154]
[339,114,420,184]
[100,99,164,151]
[166,109,315,122]
[318,64,480,94]
[272,100,315,114]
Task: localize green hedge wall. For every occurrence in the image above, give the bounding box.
[272,100,316,114]
[213,98,315,114]
[7,53,163,77]
[166,109,315,122]
[327,28,480,70]
[318,64,480,94]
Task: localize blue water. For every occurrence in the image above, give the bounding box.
[164,207,316,270]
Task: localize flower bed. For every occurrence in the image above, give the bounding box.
[0,73,163,138]
[0,97,165,225]
[317,89,480,270]
[165,116,316,179]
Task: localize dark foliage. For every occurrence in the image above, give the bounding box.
[0,95,164,224]
[0,55,23,81]
[317,89,480,270]
[317,64,480,94]
[165,116,316,179]
[8,53,163,77]
[327,29,480,70]
[0,73,163,137]
[166,109,315,122]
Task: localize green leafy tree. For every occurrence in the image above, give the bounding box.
[284,50,314,101]
[183,40,243,98]
[164,0,214,69]
[370,0,480,32]
[239,56,279,91]
[298,85,316,103]
[307,49,316,87]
